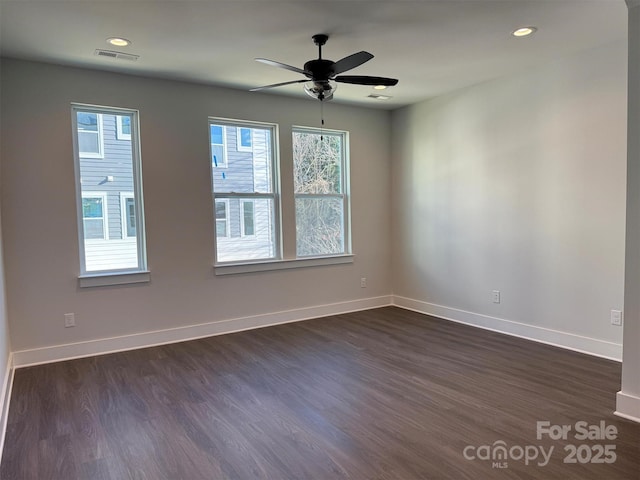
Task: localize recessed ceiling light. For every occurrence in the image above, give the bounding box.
[373,85,387,90]
[512,27,537,37]
[106,37,131,47]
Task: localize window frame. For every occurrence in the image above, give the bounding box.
[215,198,230,238]
[240,199,256,238]
[292,126,351,258]
[210,124,228,168]
[209,117,281,266]
[116,115,132,140]
[77,112,104,158]
[120,192,136,239]
[72,103,148,283]
[236,127,253,152]
[81,192,108,241]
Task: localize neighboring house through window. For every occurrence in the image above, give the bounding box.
[72,104,147,276]
[210,118,277,263]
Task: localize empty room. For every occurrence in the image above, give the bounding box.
[0,0,639,479]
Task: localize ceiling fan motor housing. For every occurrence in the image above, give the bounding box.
[303,59,335,81]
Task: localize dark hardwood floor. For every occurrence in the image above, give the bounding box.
[1,307,638,479]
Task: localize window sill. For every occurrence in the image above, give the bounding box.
[214,255,354,276]
[78,270,150,288]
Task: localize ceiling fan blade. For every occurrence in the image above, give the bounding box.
[250,79,307,91]
[255,58,308,76]
[332,51,374,75]
[335,75,399,86]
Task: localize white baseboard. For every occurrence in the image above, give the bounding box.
[615,391,640,423]
[392,296,623,361]
[0,353,14,459]
[12,296,393,368]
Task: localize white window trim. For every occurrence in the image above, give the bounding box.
[116,115,132,140]
[292,126,351,258]
[211,124,228,168]
[240,199,255,238]
[236,127,253,152]
[215,198,230,238]
[78,113,104,158]
[120,192,135,239]
[81,191,109,241]
[214,254,354,275]
[72,103,148,282]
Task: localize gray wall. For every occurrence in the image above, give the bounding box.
[0,58,392,351]
[0,56,12,434]
[391,40,627,346]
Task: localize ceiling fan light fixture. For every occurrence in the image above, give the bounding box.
[512,26,537,37]
[106,37,132,47]
[304,80,337,101]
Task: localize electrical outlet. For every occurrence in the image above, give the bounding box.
[492,290,501,304]
[611,310,623,326]
[360,277,367,288]
[64,313,76,328]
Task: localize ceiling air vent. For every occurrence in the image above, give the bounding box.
[94,49,139,62]
[367,93,391,100]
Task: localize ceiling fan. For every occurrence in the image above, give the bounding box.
[250,34,399,101]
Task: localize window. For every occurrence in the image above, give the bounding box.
[241,200,255,237]
[210,118,278,263]
[82,193,107,240]
[77,112,103,157]
[215,199,229,238]
[210,124,227,168]
[120,193,136,238]
[72,105,147,276]
[293,127,350,257]
[116,115,132,140]
[237,127,253,152]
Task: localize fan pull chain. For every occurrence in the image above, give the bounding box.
[320,99,325,141]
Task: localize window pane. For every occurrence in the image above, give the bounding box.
[79,131,100,154]
[211,144,225,168]
[74,107,146,273]
[84,218,104,240]
[215,201,227,220]
[212,126,271,194]
[77,113,98,131]
[82,197,103,218]
[216,219,227,237]
[216,197,275,262]
[240,128,252,147]
[126,198,136,236]
[293,131,342,194]
[242,201,254,236]
[119,115,131,135]
[296,197,344,257]
[210,125,224,145]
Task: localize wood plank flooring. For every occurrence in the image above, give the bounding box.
[1,307,638,479]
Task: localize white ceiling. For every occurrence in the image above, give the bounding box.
[0,0,628,110]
